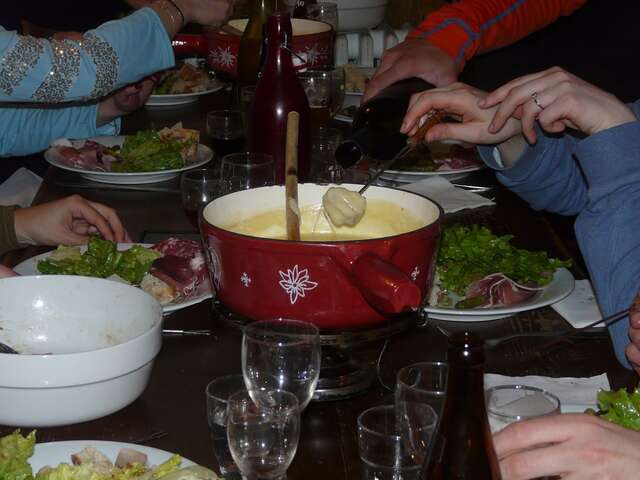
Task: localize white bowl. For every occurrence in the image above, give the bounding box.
[0,276,163,427]
[334,0,388,32]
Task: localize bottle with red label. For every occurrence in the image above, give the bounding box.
[248,12,311,183]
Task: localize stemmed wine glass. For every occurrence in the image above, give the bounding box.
[227,389,300,480]
[220,152,275,192]
[242,319,321,410]
[305,2,339,31]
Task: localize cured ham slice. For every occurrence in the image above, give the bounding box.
[55,140,120,171]
[432,145,481,171]
[152,238,208,284]
[462,273,545,308]
[150,255,198,297]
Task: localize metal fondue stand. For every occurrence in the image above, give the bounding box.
[213,299,415,400]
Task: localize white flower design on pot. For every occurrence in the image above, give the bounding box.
[411,266,420,281]
[240,272,252,287]
[278,265,318,304]
[211,46,236,69]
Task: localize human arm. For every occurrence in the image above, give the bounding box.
[363,0,586,101]
[0,0,237,103]
[13,195,131,246]
[493,413,640,479]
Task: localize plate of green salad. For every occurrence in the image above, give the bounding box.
[1,431,219,479]
[45,127,212,185]
[424,225,575,322]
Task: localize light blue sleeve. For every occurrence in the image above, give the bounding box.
[0,105,120,157]
[477,130,587,216]
[571,103,640,369]
[0,7,174,103]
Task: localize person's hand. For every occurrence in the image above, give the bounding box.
[362,39,459,103]
[400,83,522,145]
[175,0,238,27]
[14,195,132,246]
[494,414,640,479]
[625,292,640,374]
[97,77,156,125]
[0,265,18,278]
[479,66,637,144]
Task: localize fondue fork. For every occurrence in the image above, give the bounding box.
[359,110,445,196]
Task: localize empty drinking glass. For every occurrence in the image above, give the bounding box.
[206,375,247,478]
[242,319,321,410]
[395,362,448,417]
[311,127,342,181]
[220,152,275,192]
[486,384,561,433]
[305,2,339,31]
[227,389,301,480]
[358,403,438,480]
[181,168,231,229]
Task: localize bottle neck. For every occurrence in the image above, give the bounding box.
[263,13,295,77]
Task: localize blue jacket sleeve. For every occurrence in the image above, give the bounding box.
[479,101,640,368]
[478,130,587,216]
[571,103,640,369]
[0,7,174,103]
[0,105,120,157]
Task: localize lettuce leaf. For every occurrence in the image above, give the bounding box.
[597,387,640,431]
[0,430,35,480]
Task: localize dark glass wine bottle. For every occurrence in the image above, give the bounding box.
[248,12,311,183]
[237,0,281,88]
[334,77,435,169]
[293,0,317,18]
[421,332,502,480]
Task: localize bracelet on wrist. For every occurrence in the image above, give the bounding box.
[166,0,186,27]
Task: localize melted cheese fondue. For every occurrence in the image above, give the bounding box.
[223,199,426,241]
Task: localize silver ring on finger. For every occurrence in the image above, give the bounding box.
[531,91,544,110]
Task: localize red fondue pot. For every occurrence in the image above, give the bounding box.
[200,184,442,330]
[173,19,333,77]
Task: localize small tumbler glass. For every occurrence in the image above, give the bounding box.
[205,374,247,478]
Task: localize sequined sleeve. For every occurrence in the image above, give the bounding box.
[0,7,174,103]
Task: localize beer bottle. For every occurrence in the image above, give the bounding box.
[334,77,434,168]
[237,0,282,88]
[421,332,502,479]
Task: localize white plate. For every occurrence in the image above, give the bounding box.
[379,165,484,183]
[30,440,195,474]
[45,136,213,185]
[423,268,575,322]
[146,83,224,107]
[13,243,213,314]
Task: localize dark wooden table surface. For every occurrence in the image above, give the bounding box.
[0,88,637,479]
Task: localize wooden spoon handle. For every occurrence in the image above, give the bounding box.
[285,111,301,242]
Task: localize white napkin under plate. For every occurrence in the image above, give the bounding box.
[398,176,495,214]
[551,279,604,329]
[0,168,42,208]
[485,372,611,413]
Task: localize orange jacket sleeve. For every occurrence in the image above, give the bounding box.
[409,0,587,67]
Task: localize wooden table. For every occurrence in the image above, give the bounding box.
[0,89,637,479]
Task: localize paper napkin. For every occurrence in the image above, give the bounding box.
[551,279,604,329]
[398,176,495,214]
[484,372,611,413]
[0,168,42,208]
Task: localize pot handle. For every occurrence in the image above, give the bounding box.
[351,253,422,314]
[172,34,207,57]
